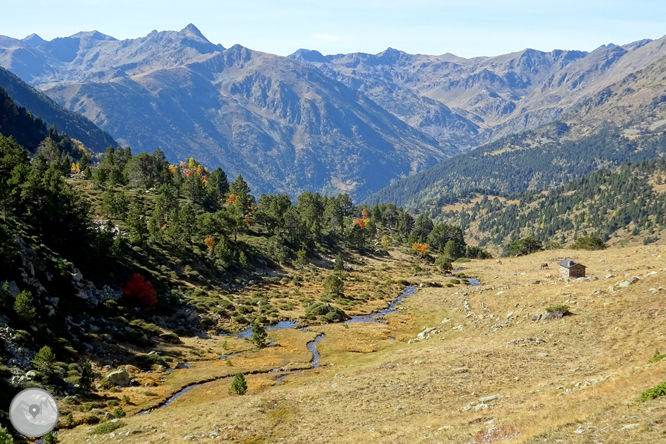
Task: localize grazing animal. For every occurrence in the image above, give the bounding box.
[541,263,549,269]
[516,253,523,257]
[496,259,502,265]
[545,273,553,278]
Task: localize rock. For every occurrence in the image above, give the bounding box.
[478,394,504,403]
[25,370,38,380]
[603,274,615,280]
[474,403,489,411]
[619,423,639,430]
[617,277,639,288]
[395,405,404,411]
[575,276,598,282]
[452,367,468,373]
[506,311,514,319]
[104,369,130,387]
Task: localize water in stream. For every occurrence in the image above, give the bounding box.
[136,286,417,415]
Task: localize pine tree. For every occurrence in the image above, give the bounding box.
[79,360,94,390]
[333,253,344,272]
[252,322,267,349]
[228,373,247,395]
[14,290,36,322]
[33,345,56,376]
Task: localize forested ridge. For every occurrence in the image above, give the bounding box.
[365,123,666,210]
[434,158,666,255]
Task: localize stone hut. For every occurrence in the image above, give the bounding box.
[558,259,586,278]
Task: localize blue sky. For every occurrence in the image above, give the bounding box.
[2,0,666,57]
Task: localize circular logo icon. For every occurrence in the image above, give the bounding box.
[9,388,59,437]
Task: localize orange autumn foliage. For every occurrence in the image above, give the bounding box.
[362,209,369,218]
[412,242,429,256]
[356,218,366,228]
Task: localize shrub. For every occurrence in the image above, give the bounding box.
[571,236,606,251]
[33,346,56,376]
[14,290,36,322]
[159,333,182,344]
[123,273,157,309]
[323,273,344,297]
[144,391,158,397]
[434,255,452,271]
[229,373,247,395]
[82,415,100,425]
[450,279,461,285]
[454,257,470,263]
[544,305,571,318]
[122,395,131,404]
[113,406,126,418]
[638,381,666,402]
[508,237,542,256]
[89,421,126,435]
[649,349,666,363]
[44,432,58,444]
[333,253,345,272]
[0,425,13,444]
[79,360,93,391]
[294,248,308,268]
[543,240,562,250]
[304,302,347,322]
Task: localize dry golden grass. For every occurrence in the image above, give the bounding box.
[57,246,666,443]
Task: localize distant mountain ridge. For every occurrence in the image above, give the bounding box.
[0,25,452,200]
[0,66,117,152]
[2,25,666,199]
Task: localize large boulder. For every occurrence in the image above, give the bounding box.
[104,368,130,387]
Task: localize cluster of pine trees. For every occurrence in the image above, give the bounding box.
[436,158,666,254]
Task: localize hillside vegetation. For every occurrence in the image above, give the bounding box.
[0,85,483,437]
[424,158,666,255]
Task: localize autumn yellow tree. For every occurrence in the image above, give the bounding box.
[412,242,429,258]
[356,218,366,228]
[204,236,216,256]
[361,209,369,218]
[380,235,389,250]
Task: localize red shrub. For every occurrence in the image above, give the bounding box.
[123,273,157,309]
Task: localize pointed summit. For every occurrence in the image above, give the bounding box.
[22,33,47,47]
[181,23,205,38]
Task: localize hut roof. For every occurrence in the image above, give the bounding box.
[558,259,585,269]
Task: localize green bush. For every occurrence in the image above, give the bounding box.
[14,290,36,322]
[228,373,247,395]
[649,349,666,363]
[0,424,13,444]
[89,421,126,435]
[638,381,666,402]
[159,333,182,344]
[450,279,461,285]
[304,302,347,322]
[323,273,344,297]
[454,257,471,263]
[113,406,126,418]
[545,305,571,318]
[44,432,58,444]
[434,255,452,271]
[571,236,606,251]
[508,237,542,256]
[33,346,56,376]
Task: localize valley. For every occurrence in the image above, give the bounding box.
[53,246,666,443]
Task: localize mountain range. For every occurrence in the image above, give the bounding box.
[1,25,666,200]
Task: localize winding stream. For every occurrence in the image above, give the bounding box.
[135,286,417,415]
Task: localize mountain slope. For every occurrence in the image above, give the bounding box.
[291,36,666,148]
[43,44,451,199]
[0,66,117,152]
[0,26,454,200]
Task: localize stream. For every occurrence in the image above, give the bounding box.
[135,286,417,415]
